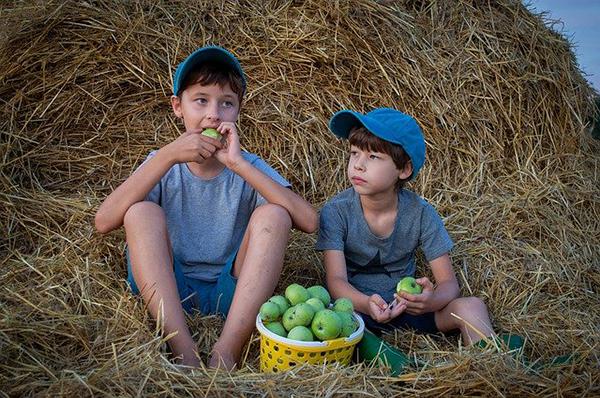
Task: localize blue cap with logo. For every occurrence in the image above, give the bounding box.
[172,45,246,96]
[329,108,426,179]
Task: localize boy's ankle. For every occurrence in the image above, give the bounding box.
[209,343,239,371]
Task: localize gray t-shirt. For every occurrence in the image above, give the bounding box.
[141,150,290,282]
[316,188,453,302]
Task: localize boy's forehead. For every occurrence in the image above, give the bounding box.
[185,80,236,94]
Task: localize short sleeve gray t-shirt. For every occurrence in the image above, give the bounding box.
[316,188,453,303]
[141,151,290,282]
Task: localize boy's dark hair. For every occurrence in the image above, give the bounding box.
[349,127,412,190]
[178,61,245,102]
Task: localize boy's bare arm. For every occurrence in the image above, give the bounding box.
[95,130,222,233]
[324,250,371,313]
[230,161,317,233]
[215,122,317,233]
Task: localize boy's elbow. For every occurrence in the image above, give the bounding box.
[94,210,113,234]
[307,210,319,234]
[304,210,318,234]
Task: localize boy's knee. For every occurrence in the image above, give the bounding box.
[250,204,292,232]
[453,296,488,314]
[123,201,165,229]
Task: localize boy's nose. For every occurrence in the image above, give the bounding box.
[354,157,366,171]
[205,103,221,121]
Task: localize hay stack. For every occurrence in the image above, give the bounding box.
[1,0,598,396]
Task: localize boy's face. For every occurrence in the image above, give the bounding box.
[171,81,240,132]
[347,145,412,195]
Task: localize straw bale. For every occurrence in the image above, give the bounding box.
[1,0,598,396]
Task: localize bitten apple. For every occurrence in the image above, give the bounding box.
[201,128,222,140]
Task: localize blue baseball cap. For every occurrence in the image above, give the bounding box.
[172,45,246,96]
[329,108,425,179]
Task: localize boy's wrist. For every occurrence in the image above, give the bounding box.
[156,145,177,167]
[227,157,250,174]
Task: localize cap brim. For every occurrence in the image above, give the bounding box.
[329,110,389,142]
[329,110,366,139]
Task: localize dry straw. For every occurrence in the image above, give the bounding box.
[1,0,598,396]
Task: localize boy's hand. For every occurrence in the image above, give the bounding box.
[398,277,435,315]
[214,122,244,170]
[367,294,394,323]
[388,296,408,319]
[163,128,223,164]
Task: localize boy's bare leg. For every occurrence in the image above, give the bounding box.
[434,297,495,346]
[124,202,200,367]
[209,204,292,370]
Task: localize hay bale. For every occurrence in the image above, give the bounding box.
[1,0,598,396]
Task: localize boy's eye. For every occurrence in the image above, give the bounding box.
[222,100,234,108]
[195,97,207,104]
[370,154,380,160]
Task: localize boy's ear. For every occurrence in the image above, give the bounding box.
[398,161,413,180]
[171,95,183,118]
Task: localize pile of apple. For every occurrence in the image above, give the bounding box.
[259,283,359,342]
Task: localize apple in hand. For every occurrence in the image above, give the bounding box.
[311,309,342,341]
[201,128,222,140]
[332,297,354,313]
[265,321,287,337]
[268,295,291,314]
[259,301,281,323]
[307,285,331,307]
[287,325,314,341]
[396,276,422,295]
[285,283,310,305]
[282,303,315,331]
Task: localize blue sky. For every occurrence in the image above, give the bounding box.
[526,0,600,91]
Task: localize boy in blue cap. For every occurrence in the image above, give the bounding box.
[317,108,498,356]
[95,46,318,369]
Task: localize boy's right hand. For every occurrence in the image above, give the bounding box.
[368,294,407,323]
[162,129,223,164]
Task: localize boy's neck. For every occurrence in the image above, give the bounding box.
[186,158,226,179]
[358,189,399,214]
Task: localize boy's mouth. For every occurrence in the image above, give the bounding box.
[351,176,366,185]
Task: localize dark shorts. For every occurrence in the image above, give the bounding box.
[360,311,458,337]
[126,249,238,317]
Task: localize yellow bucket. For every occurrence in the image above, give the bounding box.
[255,313,365,372]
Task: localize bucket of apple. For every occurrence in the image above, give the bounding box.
[255,283,364,372]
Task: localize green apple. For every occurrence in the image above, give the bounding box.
[396,276,422,295]
[311,309,342,341]
[332,297,354,313]
[201,128,222,140]
[336,311,359,337]
[268,295,290,314]
[265,321,287,338]
[307,285,331,307]
[285,283,310,305]
[287,325,314,341]
[305,297,326,313]
[282,303,315,331]
[259,301,281,323]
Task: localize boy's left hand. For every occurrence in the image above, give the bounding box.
[396,277,435,315]
[214,122,244,169]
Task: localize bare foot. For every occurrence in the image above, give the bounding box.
[173,351,201,368]
[208,347,238,371]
